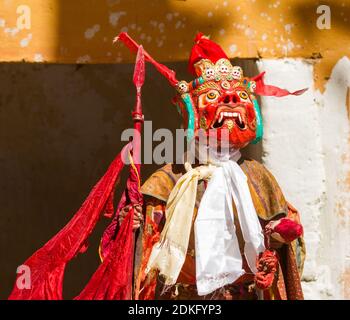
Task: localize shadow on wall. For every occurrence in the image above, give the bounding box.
[0,0,263,300]
[290,1,350,38]
[53,0,237,64]
[253,0,350,42]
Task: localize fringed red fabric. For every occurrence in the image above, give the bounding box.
[253,72,308,97]
[188,32,229,76]
[8,144,131,300]
[116,32,178,87]
[75,208,135,300]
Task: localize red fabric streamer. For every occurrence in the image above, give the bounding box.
[188,32,229,75]
[253,72,308,97]
[103,193,115,219]
[116,32,178,87]
[75,208,135,300]
[99,191,127,260]
[79,151,142,299]
[8,143,131,300]
[99,150,144,261]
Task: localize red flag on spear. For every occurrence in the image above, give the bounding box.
[8,142,131,300]
[9,46,146,300]
[76,46,146,300]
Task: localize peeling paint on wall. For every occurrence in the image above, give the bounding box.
[19,33,32,47]
[84,24,100,40]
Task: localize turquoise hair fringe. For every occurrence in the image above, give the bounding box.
[251,98,263,144]
[182,94,195,141]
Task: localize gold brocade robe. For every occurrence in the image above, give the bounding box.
[134,158,306,300]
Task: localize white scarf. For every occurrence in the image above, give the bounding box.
[194,146,265,295]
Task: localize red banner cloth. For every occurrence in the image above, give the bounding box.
[75,208,134,300]
[9,144,131,300]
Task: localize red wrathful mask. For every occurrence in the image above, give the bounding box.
[174,57,258,149]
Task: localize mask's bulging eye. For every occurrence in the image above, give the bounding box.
[206,91,219,100]
[239,91,249,100]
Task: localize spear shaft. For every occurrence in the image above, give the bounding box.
[131,45,145,172]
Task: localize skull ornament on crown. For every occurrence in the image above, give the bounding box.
[173,33,260,149]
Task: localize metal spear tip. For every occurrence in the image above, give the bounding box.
[133,45,145,88]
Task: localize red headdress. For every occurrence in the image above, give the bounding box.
[188,33,229,75]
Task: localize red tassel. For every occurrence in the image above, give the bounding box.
[255,250,279,290]
[8,144,131,300]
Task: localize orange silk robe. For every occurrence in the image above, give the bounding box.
[134,158,305,300]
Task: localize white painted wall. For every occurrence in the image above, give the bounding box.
[256,58,350,299]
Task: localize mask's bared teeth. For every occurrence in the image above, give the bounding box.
[219,113,223,123]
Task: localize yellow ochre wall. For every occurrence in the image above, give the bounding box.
[0,0,349,91]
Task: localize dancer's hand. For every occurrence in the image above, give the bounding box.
[118,204,143,230]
